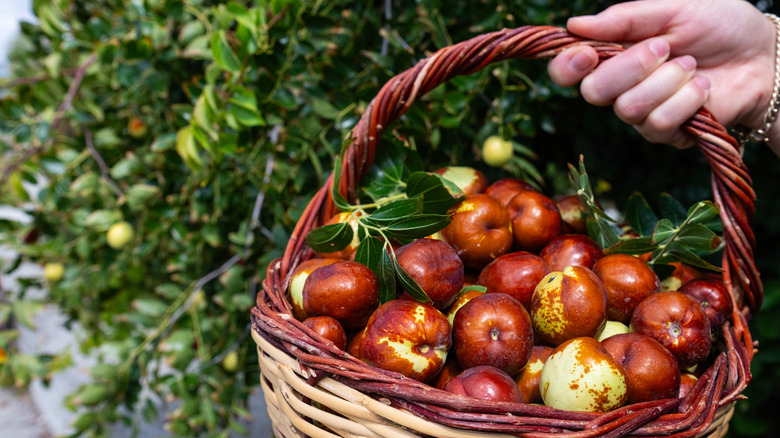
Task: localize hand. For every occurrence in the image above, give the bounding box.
[548,0,777,152]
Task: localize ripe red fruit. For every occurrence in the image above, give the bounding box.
[302,316,348,351]
[432,166,488,196]
[452,293,534,375]
[395,238,464,309]
[555,194,589,235]
[484,178,538,207]
[288,257,341,321]
[444,365,524,403]
[314,212,362,260]
[539,234,603,272]
[441,194,513,269]
[678,279,733,330]
[630,291,712,369]
[513,345,553,404]
[601,333,681,404]
[303,260,380,330]
[506,190,563,253]
[530,266,608,346]
[476,251,550,310]
[593,254,660,324]
[362,299,452,383]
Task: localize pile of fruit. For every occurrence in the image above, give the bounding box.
[289,158,731,414]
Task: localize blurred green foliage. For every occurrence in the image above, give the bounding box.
[0,0,777,436]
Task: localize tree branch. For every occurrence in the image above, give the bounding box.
[83,126,124,199]
[1,53,98,184]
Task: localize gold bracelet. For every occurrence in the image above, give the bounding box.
[735,13,780,145]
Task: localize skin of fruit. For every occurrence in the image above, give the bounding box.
[445,287,486,326]
[555,194,589,235]
[595,320,631,342]
[314,212,362,260]
[540,337,628,412]
[513,345,553,404]
[506,190,563,253]
[481,136,514,167]
[444,365,524,403]
[601,332,681,404]
[592,254,661,324]
[432,166,489,196]
[106,221,134,249]
[660,262,702,291]
[288,258,341,321]
[440,194,513,269]
[629,291,712,369]
[678,372,699,399]
[530,266,608,346]
[395,238,464,310]
[43,262,65,282]
[221,350,240,372]
[476,251,550,310]
[361,299,452,383]
[302,260,380,330]
[484,178,538,207]
[452,293,534,375]
[678,279,733,330]
[302,316,348,351]
[539,234,603,272]
[346,327,367,361]
[430,356,465,390]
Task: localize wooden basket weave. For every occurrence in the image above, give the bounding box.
[251,25,761,438]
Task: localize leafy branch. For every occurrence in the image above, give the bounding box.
[568,156,723,272]
[305,142,463,304]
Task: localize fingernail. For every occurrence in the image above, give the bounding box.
[693,76,711,93]
[676,55,696,72]
[570,51,594,72]
[649,38,670,58]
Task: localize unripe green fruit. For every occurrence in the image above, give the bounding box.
[106,221,134,249]
[43,262,65,282]
[222,350,239,372]
[482,135,513,167]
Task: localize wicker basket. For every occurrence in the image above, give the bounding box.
[251,25,760,438]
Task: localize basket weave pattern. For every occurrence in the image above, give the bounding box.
[251,26,760,438]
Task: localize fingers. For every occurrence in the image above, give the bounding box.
[633,75,710,148]
[580,38,671,106]
[547,46,600,87]
[566,1,676,42]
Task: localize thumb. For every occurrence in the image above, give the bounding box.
[567,2,676,42]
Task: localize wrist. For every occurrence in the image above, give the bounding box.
[736,14,780,146]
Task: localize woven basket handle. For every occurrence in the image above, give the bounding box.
[286,26,762,319]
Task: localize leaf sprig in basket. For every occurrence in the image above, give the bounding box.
[569,156,724,276]
[304,141,463,304]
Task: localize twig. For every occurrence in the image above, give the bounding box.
[0,53,98,184]
[83,126,124,199]
[0,67,81,89]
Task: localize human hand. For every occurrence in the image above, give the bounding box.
[548,0,778,152]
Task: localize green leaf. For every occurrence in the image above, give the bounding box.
[676,223,724,253]
[12,300,44,329]
[84,210,122,231]
[460,285,487,295]
[309,95,341,120]
[659,193,688,226]
[687,201,720,224]
[394,259,431,304]
[651,218,675,245]
[405,171,461,215]
[211,30,242,72]
[663,242,723,272]
[126,184,161,211]
[75,385,109,406]
[176,126,203,169]
[383,215,452,242]
[365,198,423,224]
[604,236,655,255]
[624,191,657,237]
[355,237,396,303]
[586,217,620,249]
[362,142,409,201]
[305,222,353,253]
